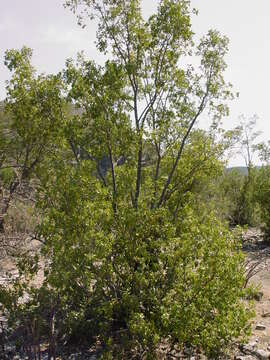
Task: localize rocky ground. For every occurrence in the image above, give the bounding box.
[1,229,270,359]
[234,229,270,360]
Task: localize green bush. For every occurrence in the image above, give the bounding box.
[34,162,253,357]
[0,202,253,358]
[196,168,261,227]
[255,166,270,240]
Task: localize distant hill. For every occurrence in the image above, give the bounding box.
[227,167,249,175]
[226,166,262,175]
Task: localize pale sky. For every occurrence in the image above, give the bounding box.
[1,1,270,166]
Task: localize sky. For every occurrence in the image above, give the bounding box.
[1,0,270,166]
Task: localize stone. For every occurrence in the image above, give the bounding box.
[242,344,256,354]
[238,346,270,359]
[256,323,266,330]
[253,349,270,359]
[254,291,264,301]
[68,354,81,360]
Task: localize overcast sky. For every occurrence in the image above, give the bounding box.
[1,1,270,166]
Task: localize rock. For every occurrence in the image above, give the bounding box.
[253,349,270,359]
[256,323,266,330]
[255,292,264,301]
[239,345,270,359]
[68,354,97,360]
[242,344,256,354]
[68,354,81,360]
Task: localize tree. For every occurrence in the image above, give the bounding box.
[236,115,260,170]
[0,47,65,233]
[0,1,253,358]
[63,0,234,211]
[235,116,261,226]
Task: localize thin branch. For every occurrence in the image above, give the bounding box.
[107,137,117,214]
[157,88,210,208]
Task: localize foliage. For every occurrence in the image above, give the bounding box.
[255,165,270,239]
[0,1,254,358]
[253,142,270,239]
[232,116,261,226]
[194,168,245,225]
[0,47,65,233]
[237,166,261,227]
[1,180,253,358]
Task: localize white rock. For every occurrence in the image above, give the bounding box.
[253,349,270,359]
[242,344,255,354]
